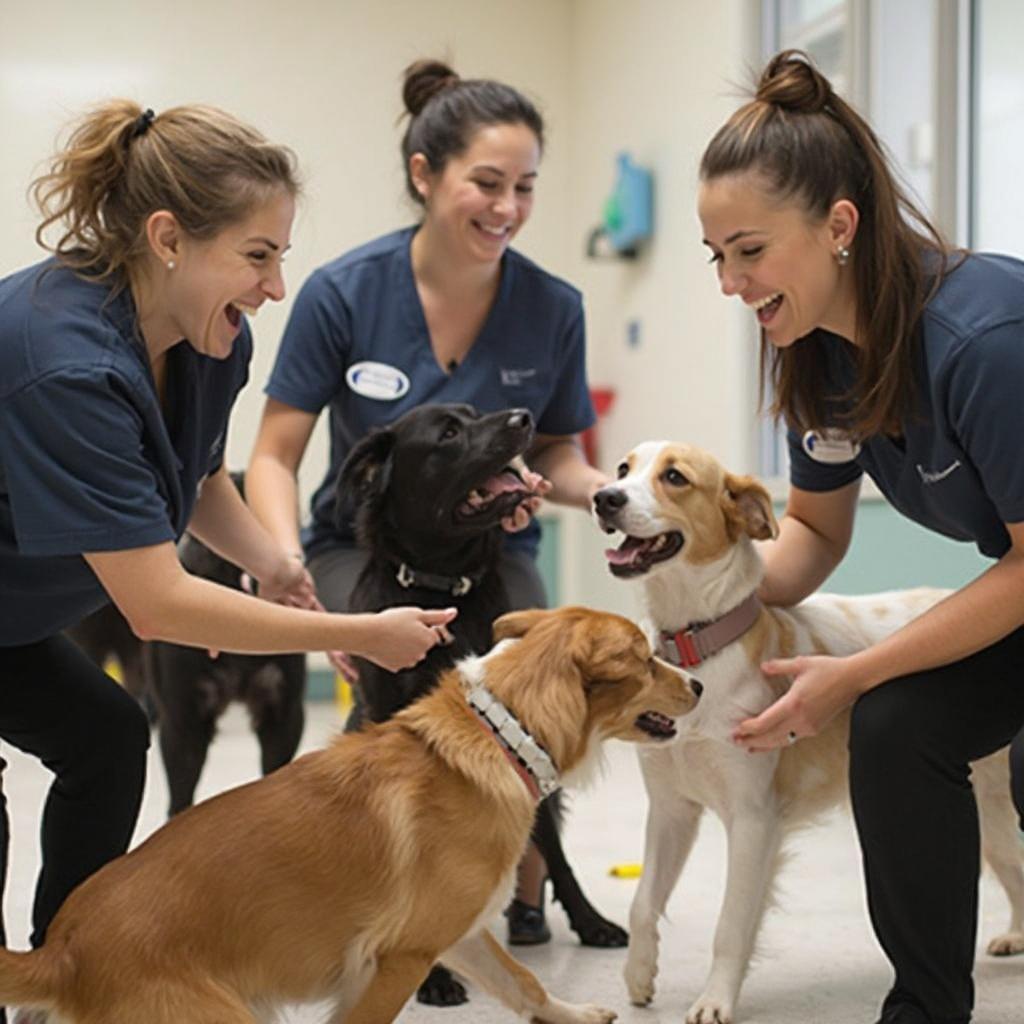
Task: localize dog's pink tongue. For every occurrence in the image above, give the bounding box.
[482,470,524,495]
[605,539,645,565]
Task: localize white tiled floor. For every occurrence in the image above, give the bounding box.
[2,702,1020,1023]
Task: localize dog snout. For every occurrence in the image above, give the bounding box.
[507,408,533,431]
[594,487,628,520]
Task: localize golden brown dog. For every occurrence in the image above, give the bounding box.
[594,441,1023,1024]
[0,606,700,1024]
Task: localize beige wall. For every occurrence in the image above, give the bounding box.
[2,0,761,611]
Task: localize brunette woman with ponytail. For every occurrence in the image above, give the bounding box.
[0,101,454,1023]
[247,60,611,994]
[700,50,1024,1024]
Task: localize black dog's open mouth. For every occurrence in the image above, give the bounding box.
[455,464,532,523]
[635,711,678,740]
[605,531,684,577]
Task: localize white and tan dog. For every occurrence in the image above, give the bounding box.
[593,440,1024,1024]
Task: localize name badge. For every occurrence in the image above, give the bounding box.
[346,361,410,401]
[802,429,861,464]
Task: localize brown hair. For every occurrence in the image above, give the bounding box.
[400,59,544,205]
[31,100,300,290]
[700,50,956,436]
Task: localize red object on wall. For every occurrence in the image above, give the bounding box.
[581,386,616,467]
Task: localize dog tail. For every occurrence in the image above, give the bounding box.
[0,946,61,1011]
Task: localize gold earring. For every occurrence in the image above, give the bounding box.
[835,246,850,266]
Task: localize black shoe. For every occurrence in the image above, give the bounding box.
[505,897,551,945]
[874,1001,931,1024]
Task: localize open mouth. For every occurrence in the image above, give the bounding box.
[635,711,677,740]
[604,531,684,577]
[752,293,783,326]
[455,464,532,523]
[225,301,258,330]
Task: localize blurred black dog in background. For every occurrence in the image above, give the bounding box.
[66,473,306,816]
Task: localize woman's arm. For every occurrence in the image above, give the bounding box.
[187,465,311,604]
[756,480,860,606]
[246,398,319,556]
[736,519,1024,750]
[83,542,454,669]
[528,433,609,511]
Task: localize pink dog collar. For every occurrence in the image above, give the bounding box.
[660,592,763,667]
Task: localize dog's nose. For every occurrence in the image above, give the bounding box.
[507,409,533,430]
[593,487,628,518]
[689,678,703,698]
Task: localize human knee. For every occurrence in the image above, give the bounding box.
[849,682,918,769]
[1010,727,1024,829]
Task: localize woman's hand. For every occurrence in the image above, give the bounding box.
[732,653,863,751]
[255,553,319,610]
[356,606,458,672]
[502,467,552,533]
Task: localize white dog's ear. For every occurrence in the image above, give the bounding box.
[722,473,779,541]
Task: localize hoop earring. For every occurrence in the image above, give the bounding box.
[166,259,176,270]
[835,246,850,266]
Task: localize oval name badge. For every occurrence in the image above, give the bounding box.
[802,429,862,464]
[345,361,410,401]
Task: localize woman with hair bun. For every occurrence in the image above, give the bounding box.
[701,49,1024,1024]
[0,101,454,1022]
[247,59,610,992]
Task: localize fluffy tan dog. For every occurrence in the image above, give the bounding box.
[594,441,1023,1024]
[0,606,700,1024]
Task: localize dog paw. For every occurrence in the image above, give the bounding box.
[572,915,629,948]
[538,1003,617,1024]
[986,930,1024,956]
[416,965,469,1006]
[686,993,734,1024]
[623,952,656,1006]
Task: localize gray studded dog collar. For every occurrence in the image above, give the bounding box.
[467,684,559,800]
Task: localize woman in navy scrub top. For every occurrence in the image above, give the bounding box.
[0,101,453,1020]
[247,61,608,946]
[699,51,1024,1024]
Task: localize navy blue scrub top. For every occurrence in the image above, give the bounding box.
[788,252,1024,560]
[0,260,251,644]
[265,227,595,560]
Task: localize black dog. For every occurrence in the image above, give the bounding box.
[336,403,629,1007]
[66,473,307,817]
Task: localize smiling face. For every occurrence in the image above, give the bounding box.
[412,121,540,264]
[698,171,857,347]
[158,188,295,359]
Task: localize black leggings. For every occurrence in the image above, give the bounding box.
[0,633,150,1018]
[849,624,1024,1024]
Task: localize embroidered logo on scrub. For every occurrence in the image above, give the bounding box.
[802,429,862,464]
[346,361,410,401]
[500,367,538,387]
[917,460,961,485]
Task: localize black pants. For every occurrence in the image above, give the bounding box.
[0,635,150,1021]
[849,624,1024,1024]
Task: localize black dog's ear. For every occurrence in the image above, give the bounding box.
[334,429,396,528]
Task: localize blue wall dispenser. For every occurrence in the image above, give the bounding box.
[586,152,653,259]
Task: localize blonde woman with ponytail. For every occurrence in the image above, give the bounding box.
[0,101,454,1022]
[699,50,1024,1024]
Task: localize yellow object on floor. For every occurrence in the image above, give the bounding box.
[335,676,352,715]
[609,862,643,878]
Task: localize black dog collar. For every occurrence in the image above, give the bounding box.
[395,561,482,597]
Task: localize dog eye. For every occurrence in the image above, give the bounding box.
[440,423,460,441]
[663,468,689,487]
[616,462,629,479]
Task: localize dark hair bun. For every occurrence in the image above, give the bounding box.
[402,59,460,117]
[756,49,832,113]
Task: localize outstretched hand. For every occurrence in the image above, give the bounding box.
[502,467,552,533]
[360,606,458,673]
[732,654,862,752]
